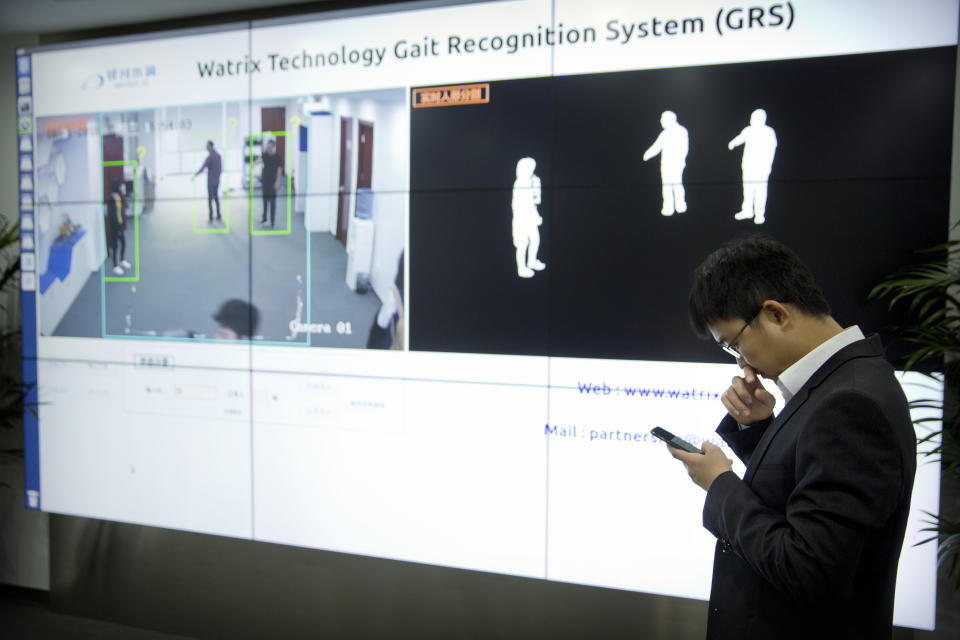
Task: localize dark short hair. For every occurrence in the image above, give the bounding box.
[214,299,259,338]
[688,234,830,338]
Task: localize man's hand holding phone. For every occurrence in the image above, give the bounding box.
[653,427,733,491]
[662,365,773,491]
[667,442,733,492]
[722,364,776,424]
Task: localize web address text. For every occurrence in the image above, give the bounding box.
[576,382,720,401]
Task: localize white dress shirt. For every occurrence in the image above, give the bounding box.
[775,325,866,404]
[737,326,866,431]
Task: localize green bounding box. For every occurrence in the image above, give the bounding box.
[192,133,230,234]
[102,159,140,283]
[249,131,293,236]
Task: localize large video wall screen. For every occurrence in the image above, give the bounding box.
[15,0,957,630]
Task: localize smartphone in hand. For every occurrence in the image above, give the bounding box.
[651,427,703,454]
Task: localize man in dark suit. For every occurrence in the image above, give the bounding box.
[668,235,916,639]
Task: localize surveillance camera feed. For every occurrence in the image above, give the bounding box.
[16,0,957,630]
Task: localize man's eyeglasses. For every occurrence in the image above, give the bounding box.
[716,308,762,359]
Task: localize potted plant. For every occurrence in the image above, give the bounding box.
[870,239,960,589]
[0,217,25,488]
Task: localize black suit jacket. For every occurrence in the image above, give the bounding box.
[702,335,916,640]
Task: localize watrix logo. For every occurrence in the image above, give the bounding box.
[80,65,157,90]
[80,73,104,90]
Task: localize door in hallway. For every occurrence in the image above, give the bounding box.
[336,117,353,246]
[261,107,286,173]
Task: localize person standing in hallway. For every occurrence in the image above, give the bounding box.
[106,178,130,275]
[194,140,222,222]
[260,139,283,227]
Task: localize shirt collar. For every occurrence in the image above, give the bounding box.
[776,326,865,403]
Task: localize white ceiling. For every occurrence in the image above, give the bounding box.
[0,0,346,36]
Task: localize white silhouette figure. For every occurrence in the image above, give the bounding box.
[728,109,777,225]
[643,110,689,216]
[512,157,545,279]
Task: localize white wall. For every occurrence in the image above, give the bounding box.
[324,90,408,303]
[35,122,102,335]
[306,111,336,232]
[368,95,408,302]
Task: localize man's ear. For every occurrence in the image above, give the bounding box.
[760,300,791,329]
